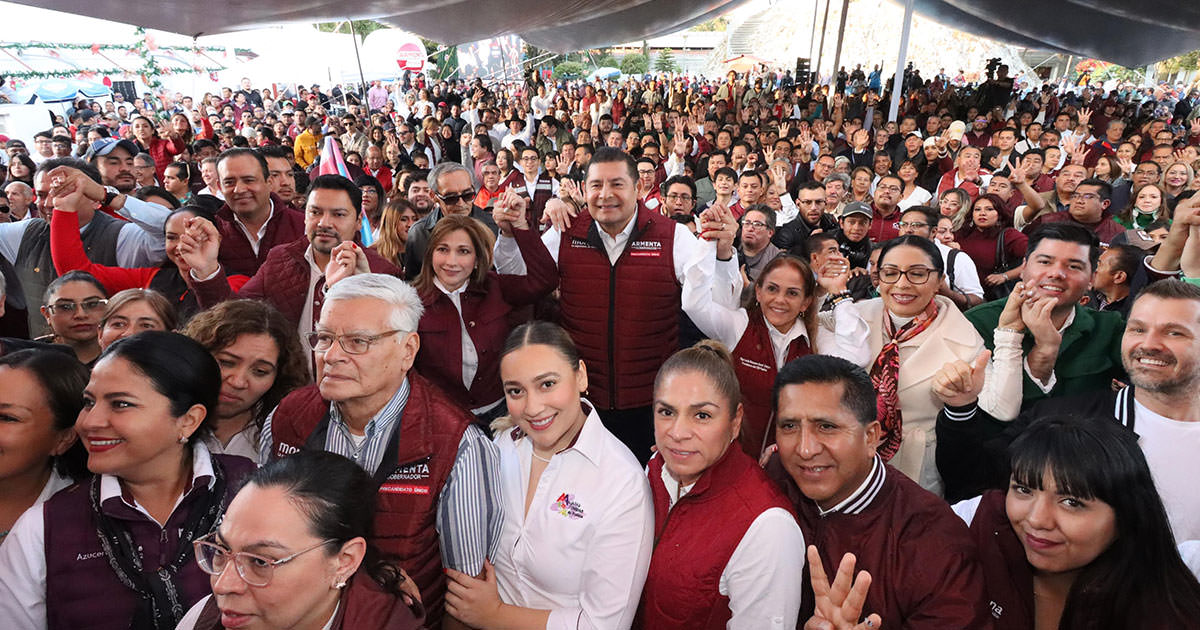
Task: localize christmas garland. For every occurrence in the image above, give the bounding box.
[2,31,230,86]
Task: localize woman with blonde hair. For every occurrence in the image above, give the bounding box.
[371,198,420,270]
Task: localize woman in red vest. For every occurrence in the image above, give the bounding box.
[178,450,424,630]
[682,249,868,459]
[638,341,805,629]
[957,416,1200,630]
[444,321,653,628]
[412,205,557,423]
[0,331,255,630]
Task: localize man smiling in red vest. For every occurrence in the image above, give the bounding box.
[494,147,742,462]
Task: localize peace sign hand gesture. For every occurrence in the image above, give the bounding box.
[804,546,882,630]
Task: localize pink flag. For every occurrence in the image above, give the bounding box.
[318,136,350,178]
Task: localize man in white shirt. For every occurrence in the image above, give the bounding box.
[897,206,984,309]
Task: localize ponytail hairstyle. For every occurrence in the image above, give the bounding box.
[492,321,583,433]
[241,450,410,595]
[654,339,742,411]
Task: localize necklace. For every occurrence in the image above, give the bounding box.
[531,451,553,463]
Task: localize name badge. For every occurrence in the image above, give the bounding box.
[380,457,433,496]
[629,239,663,257]
[737,356,772,373]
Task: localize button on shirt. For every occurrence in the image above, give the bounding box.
[258,379,504,575]
[493,403,654,630]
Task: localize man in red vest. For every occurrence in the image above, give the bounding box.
[765,355,990,628]
[493,147,742,461]
[261,273,501,628]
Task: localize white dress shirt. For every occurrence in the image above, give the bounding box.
[658,463,806,629]
[230,198,275,256]
[493,214,743,310]
[937,240,984,298]
[493,403,654,629]
[681,238,871,368]
[434,278,480,390]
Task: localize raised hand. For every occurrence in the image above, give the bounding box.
[178,216,222,278]
[1021,294,1063,348]
[804,547,881,630]
[997,281,1030,332]
[541,198,578,232]
[1008,157,1028,186]
[492,188,529,235]
[1077,107,1092,128]
[698,203,737,260]
[815,253,850,295]
[323,241,370,288]
[932,349,992,407]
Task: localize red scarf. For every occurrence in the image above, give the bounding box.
[869,299,939,461]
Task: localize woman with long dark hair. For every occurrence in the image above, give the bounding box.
[0,332,256,630]
[957,416,1200,629]
[177,450,424,630]
[955,193,1027,301]
[130,115,185,183]
[183,300,308,463]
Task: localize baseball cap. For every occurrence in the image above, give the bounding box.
[84,137,139,161]
[841,201,873,219]
[923,136,939,148]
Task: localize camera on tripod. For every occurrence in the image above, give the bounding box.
[985,58,1002,80]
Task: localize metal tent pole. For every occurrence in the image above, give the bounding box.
[887,0,915,124]
[815,0,831,85]
[831,0,851,91]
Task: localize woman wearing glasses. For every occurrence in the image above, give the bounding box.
[0,331,255,630]
[835,236,1020,496]
[36,271,108,365]
[177,450,424,630]
[412,203,557,425]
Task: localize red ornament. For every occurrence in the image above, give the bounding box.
[102,76,112,87]
[90,43,100,54]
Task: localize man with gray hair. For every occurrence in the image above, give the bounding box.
[262,273,502,627]
[2,181,34,221]
[403,161,498,279]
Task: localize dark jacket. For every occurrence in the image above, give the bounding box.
[415,227,557,410]
[214,195,305,277]
[773,213,840,256]
[192,237,401,328]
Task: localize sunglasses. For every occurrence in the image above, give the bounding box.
[436,189,476,205]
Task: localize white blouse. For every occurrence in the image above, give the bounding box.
[492,402,653,630]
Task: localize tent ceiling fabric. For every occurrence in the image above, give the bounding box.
[7,0,1200,67]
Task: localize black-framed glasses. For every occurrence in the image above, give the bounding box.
[665,194,693,202]
[193,532,336,587]
[897,221,929,230]
[878,266,936,285]
[436,189,476,205]
[305,329,406,355]
[742,220,771,230]
[46,298,108,314]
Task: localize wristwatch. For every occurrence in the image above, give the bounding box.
[101,186,120,209]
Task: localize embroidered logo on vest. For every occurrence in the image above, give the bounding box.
[737,356,772,373]
[76,551,105,562]
[380,456,433,495]
[551,493,585,519]
[629,239,663,257]
[989,601,1003,619]
[568,237,591,249]
[275,442,300,458]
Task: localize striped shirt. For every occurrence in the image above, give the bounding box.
[817,455,885,517]
[259,378,503,575]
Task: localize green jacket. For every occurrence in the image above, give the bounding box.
[964,299,1126,407]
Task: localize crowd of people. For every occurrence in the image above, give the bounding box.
[0,59,1199,629]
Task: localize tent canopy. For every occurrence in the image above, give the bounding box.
[5,0,1200,67]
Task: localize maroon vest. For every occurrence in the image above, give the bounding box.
[42,454,254,630]
[193,573,425,630]
[214,195,305,277]
[970,490,1034,630]
[557,206,679,410]
[637,447,795,630]
[267,374,472,626]
[732,313,811,458]
[507,173,555,228]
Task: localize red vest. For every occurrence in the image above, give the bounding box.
[970,490,1034,630]
[732,313,811,458]
[557,206,679,410]
[42,455,254,630]
[214,195,305,277]
[638,448,794,630]
[507,172,555,227]
[267,374,473,625]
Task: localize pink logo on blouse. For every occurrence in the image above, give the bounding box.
[551,493,585,520]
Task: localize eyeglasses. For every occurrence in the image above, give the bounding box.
[742,220,771,230]
[520,156,539,162]
[1070,192,1101,202]
[305,329,406,355]
[666,194,693,202]
[193,533,336,587]
[637,170,655,176]
[878,266,936,285]
[436,189,476,205]
[875,185,902,193]
[46,298,108,314]
[897,221,929,229]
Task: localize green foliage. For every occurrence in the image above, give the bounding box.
[654,49,680,73]
[1158,50,1200,73]
[620,54,649,75]
[315,20,388,40]
[692,17,729,31]
[1091,63,1142,83]
[594,53,618,68]
[554,61,586,80]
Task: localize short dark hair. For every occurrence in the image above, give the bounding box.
[309,174,363,213]
[258,144,292,161]
[0,350,90,480]
[774,354,877,426]
[1134,278,1200,304]
[587,146,637,182]
[35,157,102,186]
[134,186,181,209]
[714,166,737,181]
[1025,223,1101,270]
[1076,177,1112,202]
[1104,244,1141,286]
[900,205,939,229]
[796,180,824,195]
[218,147,269,180]
[662,175,696,199]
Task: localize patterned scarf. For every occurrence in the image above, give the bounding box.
[869,299,940,461]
